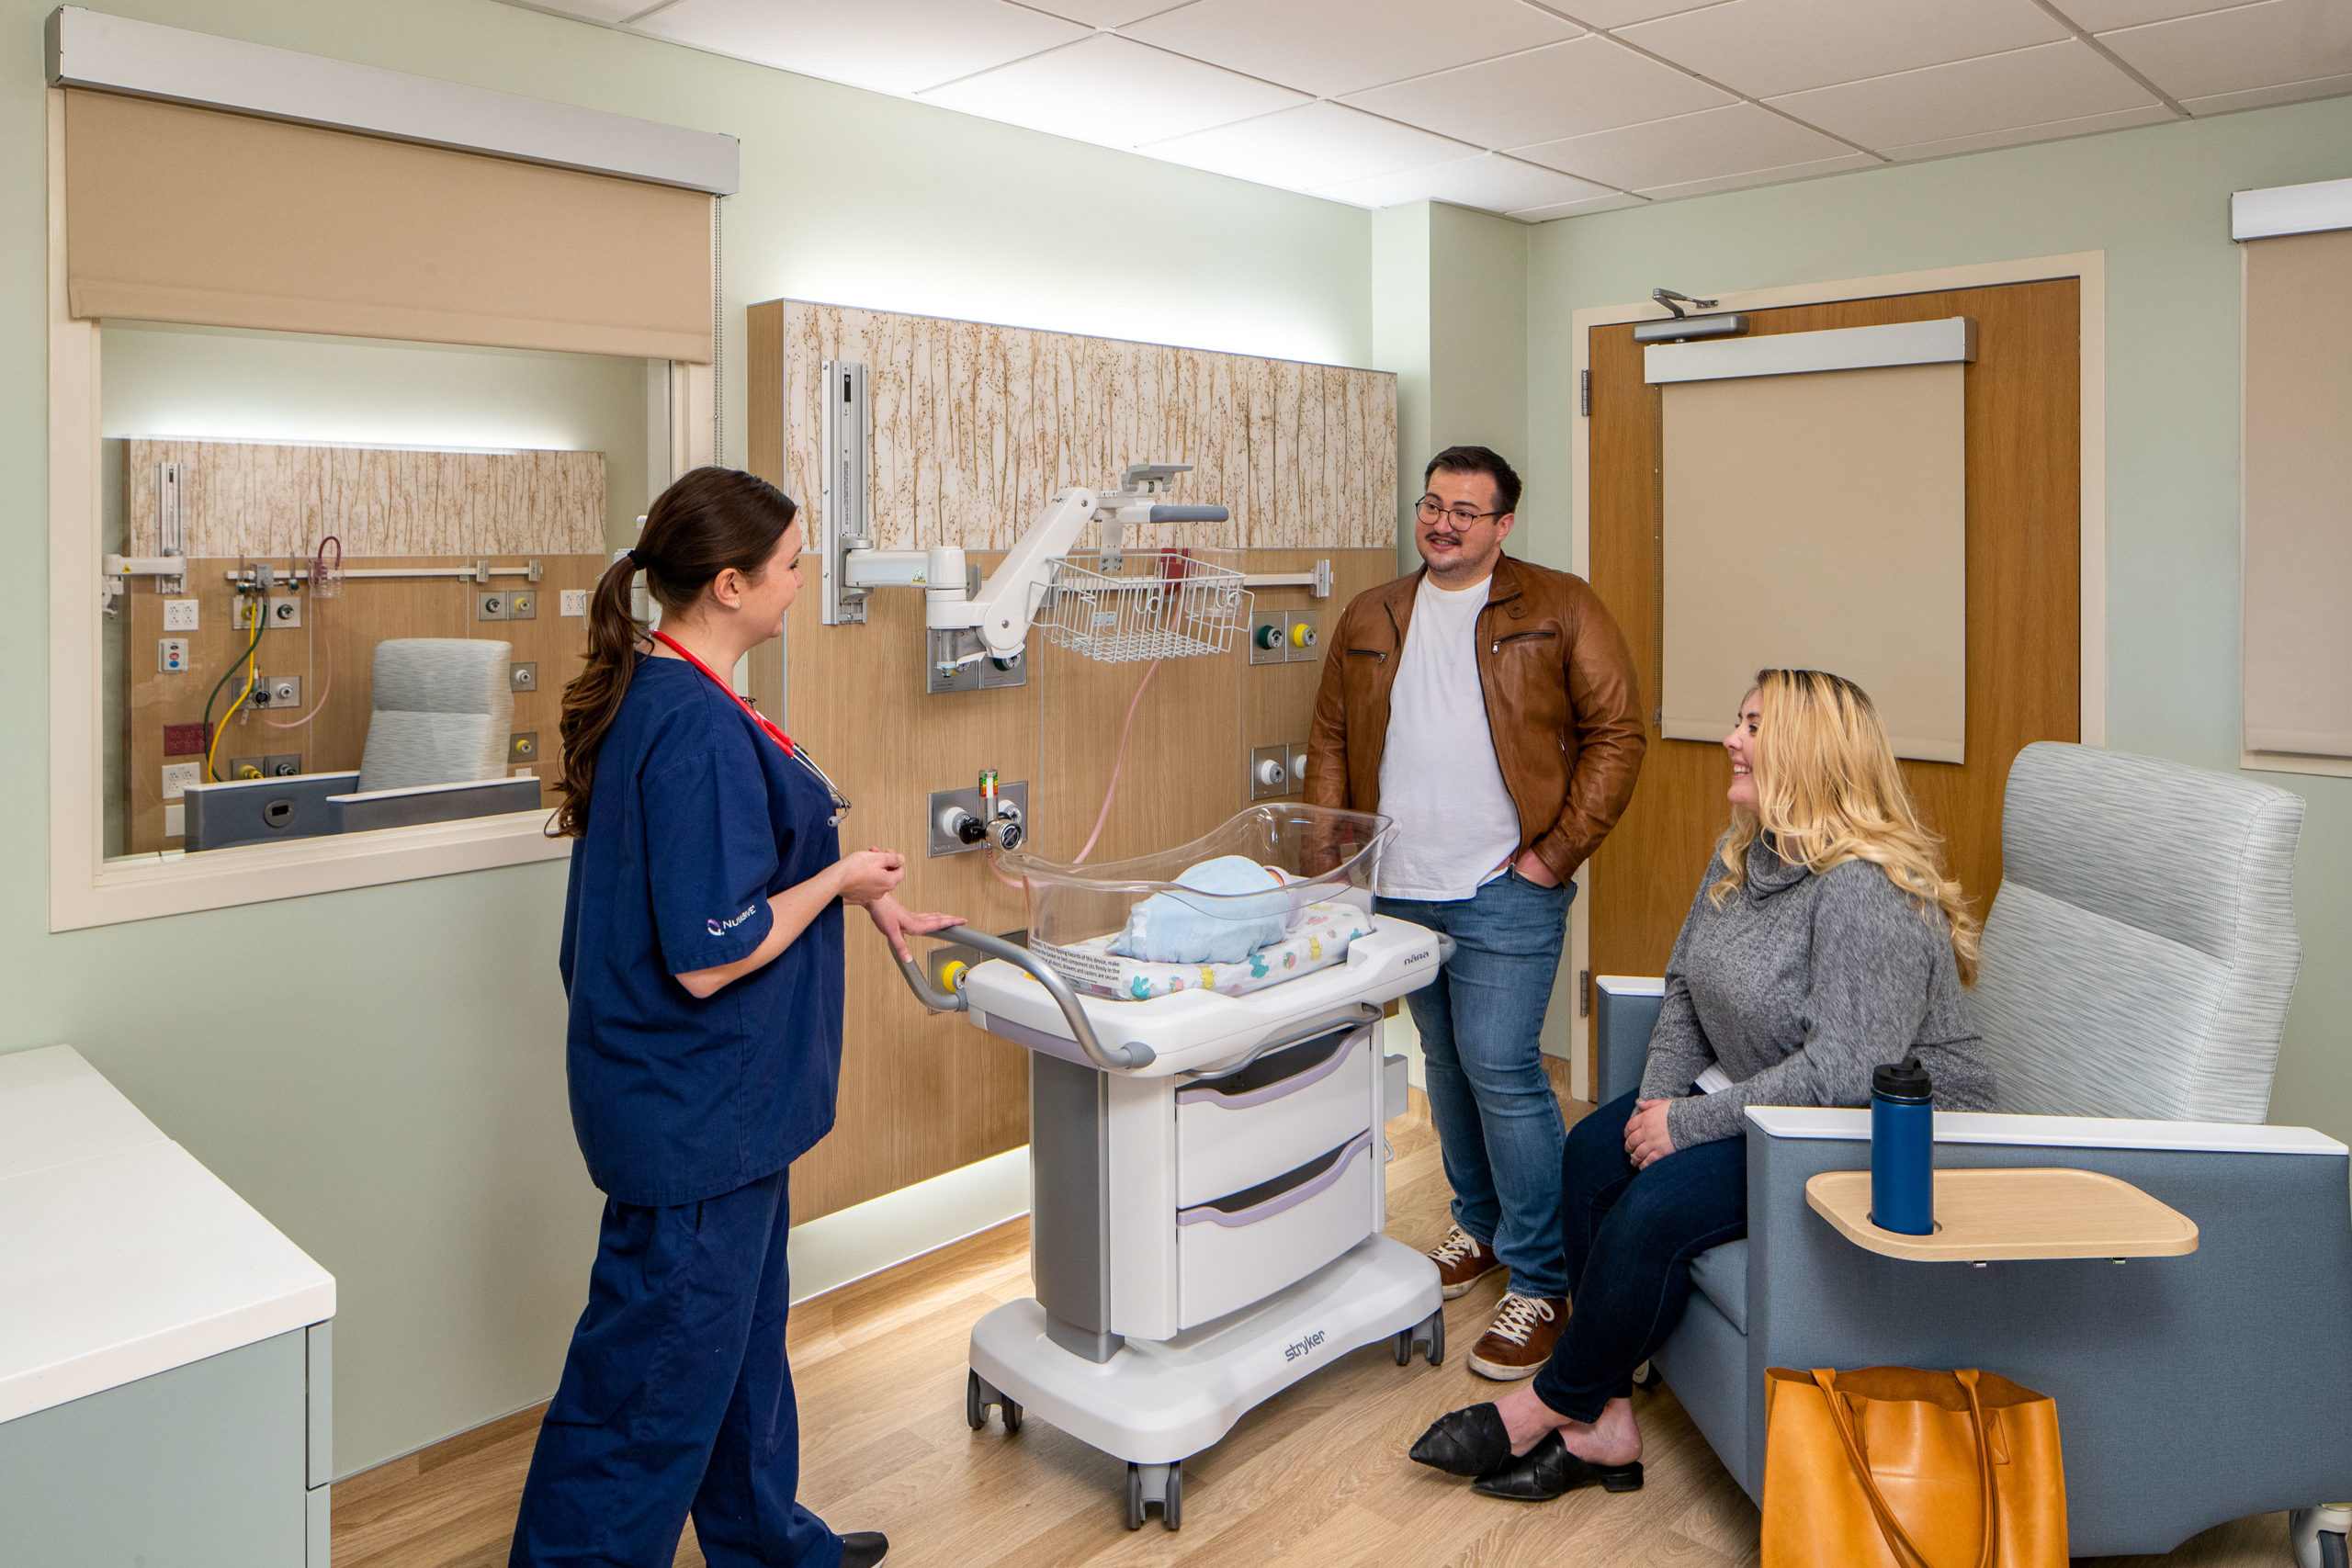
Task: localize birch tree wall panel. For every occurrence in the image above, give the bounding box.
[125,439,605,558]
[780,301,1396,554]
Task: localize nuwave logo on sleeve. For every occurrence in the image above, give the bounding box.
[707,905,757,936]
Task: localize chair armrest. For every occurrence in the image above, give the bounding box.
[1733,1118,2352,1547]
[1744,1104,2346,1156]
[1592,976,1664,1107]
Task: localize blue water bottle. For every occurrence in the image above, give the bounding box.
[1870,1055,1936,1235]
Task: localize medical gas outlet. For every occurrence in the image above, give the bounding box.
[929,775,1029,858]
[1249,610,1320,666]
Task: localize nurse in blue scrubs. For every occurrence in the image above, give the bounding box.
[510,467,958,1568]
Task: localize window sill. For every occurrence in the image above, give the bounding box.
[57,811,571,931]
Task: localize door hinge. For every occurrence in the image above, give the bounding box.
[1579,367,1591,417]
[1579,968,1593,1018]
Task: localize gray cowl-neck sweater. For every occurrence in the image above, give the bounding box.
[1637,836,1996,1148]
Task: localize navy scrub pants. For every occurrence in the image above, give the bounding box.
[509,1166,839,1568]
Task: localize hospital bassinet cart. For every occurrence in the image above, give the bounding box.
[893,806,1451,1530]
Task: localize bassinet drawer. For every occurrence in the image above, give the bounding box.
[1174,1132,1377,1328]
[1173,1025,1374,1208]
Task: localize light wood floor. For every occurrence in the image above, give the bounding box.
[333,1071,2294,1568]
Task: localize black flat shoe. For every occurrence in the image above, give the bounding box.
[1470,1430,1644,1501]
[1408,1402,1511,1476]
[840,1530,888,1568]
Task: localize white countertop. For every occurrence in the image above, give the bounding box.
[0,1045,335,1426]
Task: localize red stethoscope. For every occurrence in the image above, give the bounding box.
[651,630,851,827]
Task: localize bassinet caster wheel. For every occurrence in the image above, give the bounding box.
[1125,1461,1182,1531]
[966,1369,1022,1434]
[1405,1306,1445,1366]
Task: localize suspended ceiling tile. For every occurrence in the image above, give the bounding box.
[630,0,1089,96]
[520,0,652,22]
[1511,102,1854,189]
[2045,0,2264,27]
[2179,68,2352,114]
[1124,0,1578,97]
[1566,0,1731,25]
[1619,0,2068,99]
[1877,101,2175,160]
[1313,152,1622,214]
[1142,102,1481,188]
[918,33,1308,148]
[1340,35,1731,148]
[1020,0,1193,23]
[1768,39,2158,148]
[1510,191,1650,221]
[2098,0,2352,103]
[1634,150,1879,199]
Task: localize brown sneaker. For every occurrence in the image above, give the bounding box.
[1429,1225,1503,1300]
[1468,1292,1568,1381]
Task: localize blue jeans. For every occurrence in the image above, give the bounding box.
[1376,869,1574,1299]
[510,1167,838,1568]
[1530,1089,1749,1422]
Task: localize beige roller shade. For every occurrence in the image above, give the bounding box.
[1660,361,1967,763]
[2243,228,2352,758]
[64,89,712,363]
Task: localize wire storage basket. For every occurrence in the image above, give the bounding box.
[1036,548,1251,664]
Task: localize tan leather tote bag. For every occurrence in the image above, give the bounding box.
[1761,1366,2067,1568]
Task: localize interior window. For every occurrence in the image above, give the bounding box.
[98,321,667,860]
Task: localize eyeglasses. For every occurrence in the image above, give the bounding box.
[1417,497,1504,526]
[792,743,852,827]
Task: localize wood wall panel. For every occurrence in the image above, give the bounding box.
[120,555,604,854]
[1587,280,2082,1053]
[126,439,605,558]
[776,301,1396,553]
[757,281,1408,1223]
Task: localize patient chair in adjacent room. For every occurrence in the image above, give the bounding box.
[1595,741,2352,1558]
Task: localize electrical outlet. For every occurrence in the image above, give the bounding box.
[478,592,509,621]
[160,762,198,800]
[510,661,537,693]
[560,589,589,617]
[162,600,198,631]
[158,638,188,673]
[511,732,538,762]
[505,592,537,620]
[163,722,207,757]
[255,676,301,708]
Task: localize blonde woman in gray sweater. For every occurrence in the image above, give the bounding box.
[1409,669,1996,1503]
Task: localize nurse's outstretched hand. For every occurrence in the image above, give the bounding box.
[859,894,965,964]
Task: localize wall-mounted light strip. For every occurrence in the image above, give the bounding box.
[1645,316,1976,386]
[2233,175,2352,243]
[44,6,739,196]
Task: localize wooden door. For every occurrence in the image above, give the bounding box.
[1587,279,2081,1003]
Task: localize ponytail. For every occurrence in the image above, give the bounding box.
[551,467,797,837]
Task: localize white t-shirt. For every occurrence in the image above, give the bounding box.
[1375,574,1522,900]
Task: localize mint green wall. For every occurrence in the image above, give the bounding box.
[1521,96,2352,1147]
[1371,204,1430,564]
[3,0,1372,1472]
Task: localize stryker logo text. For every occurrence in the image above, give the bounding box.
[1283,1328,1328,1362]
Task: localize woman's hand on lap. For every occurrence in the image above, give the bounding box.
[861,894,963,963]
[1624,1099,1677,1170]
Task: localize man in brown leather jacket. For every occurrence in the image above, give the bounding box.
[1307,445,1644,1382]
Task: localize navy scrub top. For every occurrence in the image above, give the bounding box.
[559,657,845,1208]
